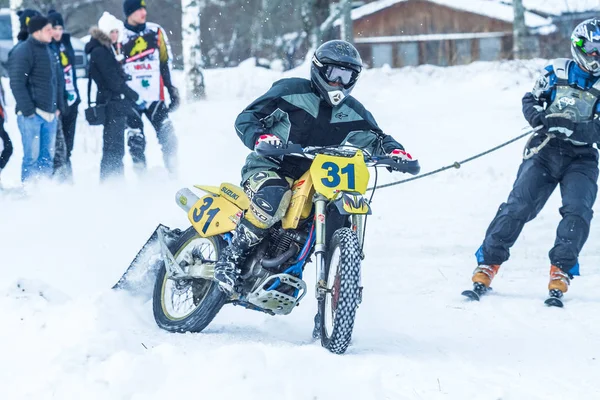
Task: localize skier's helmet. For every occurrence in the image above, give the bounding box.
[311,40,363,107]
[571,18,600,76]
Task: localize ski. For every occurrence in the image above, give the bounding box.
[544,289,564,308]
[461,282,491,301]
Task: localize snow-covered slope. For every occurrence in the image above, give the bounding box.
[2,60,600,399]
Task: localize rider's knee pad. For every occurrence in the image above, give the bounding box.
[244,171,291,229]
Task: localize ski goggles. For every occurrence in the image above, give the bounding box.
[573,37,600,57]
[323,64,359,87]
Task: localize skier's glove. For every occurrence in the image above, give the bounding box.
[544,113,576,139]
[254,133,282,149]
[167,86,180,113]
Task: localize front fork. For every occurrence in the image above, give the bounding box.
[313,194,366,301]
[314,194,328,301]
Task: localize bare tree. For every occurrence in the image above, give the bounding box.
[182,0,205,100]
[512,0,526,59]
[301,0,332,50]
[339,0,352,43]
[9,0,22,43]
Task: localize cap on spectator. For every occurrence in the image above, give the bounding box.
[47,10,64,27]
[27,15,50,34]
[123,0,147,18]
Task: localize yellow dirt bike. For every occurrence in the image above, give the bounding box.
[148,143,419,354]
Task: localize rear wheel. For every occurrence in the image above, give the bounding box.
[318,227,362,354]
[152,226,226,333]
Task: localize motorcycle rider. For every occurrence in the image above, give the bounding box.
[470,19,600,301]
[120,0,180,176]
[214,40,414,294]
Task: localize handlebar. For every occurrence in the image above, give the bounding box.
[255,142,421,175]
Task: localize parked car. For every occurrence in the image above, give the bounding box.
[0,8,88,78]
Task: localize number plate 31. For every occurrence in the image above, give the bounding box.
[188,195,240,237]
[310,150,370,199]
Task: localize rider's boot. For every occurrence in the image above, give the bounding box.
[214,220,267,295]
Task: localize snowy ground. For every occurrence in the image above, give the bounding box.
[2,60,600,399]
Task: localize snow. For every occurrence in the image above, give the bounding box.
[346,0,554,28]
[2,59,600,399]
[498,0,600,16]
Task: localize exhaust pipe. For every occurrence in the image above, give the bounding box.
[176,188,200,212]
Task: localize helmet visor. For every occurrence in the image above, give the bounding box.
[574,37,600,59]
[324,65,359,87]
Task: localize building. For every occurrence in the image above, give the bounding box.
[342,0,555,68]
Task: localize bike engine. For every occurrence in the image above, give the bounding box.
[239,225,309,294]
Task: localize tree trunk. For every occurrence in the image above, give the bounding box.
[512,0,526,59]
[182,0,205,100]
[9,0,22,44]
[339,0,352,43]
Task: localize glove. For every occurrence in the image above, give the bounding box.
[167,86,180,112]
[254,133,282,149]
[544,113,576,139]
[529,106,548,131]
[388,149,413,161]
[135,98,147,111]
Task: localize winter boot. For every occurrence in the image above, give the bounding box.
[472,264,500,288]
[548,265,570,295]
[214,220,266,295]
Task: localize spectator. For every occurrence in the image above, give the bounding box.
[121,0,180,177]
[48,10,80,181]
[85,24,144,181]
[9,15,64,183]
[15,9,41,42]
[98,11,125,61]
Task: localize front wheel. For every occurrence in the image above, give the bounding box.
[318,227,362,354]
[152,226,226,333]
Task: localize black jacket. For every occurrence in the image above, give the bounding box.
[85,28,139,106]
[8,37,65,116]
[50,33,81,109]
[236,78,404,181]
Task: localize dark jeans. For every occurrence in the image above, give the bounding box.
[477,139,599,275]
[126,101,177,173]
[100,101,128,181]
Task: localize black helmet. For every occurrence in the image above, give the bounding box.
[311,40,363,107]
[571,18,600,76]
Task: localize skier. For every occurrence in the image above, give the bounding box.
[468,19,600,306]
[213,40,415,294]
[120,0,180,176]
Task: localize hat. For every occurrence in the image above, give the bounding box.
[18,9,41,32]
[27,15,50,34]
[98,11,123,36]
[47,10,64,27]
[123,0,147,18]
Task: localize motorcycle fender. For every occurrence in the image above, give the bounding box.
[333,192,371,215]
[188,194,242,237]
